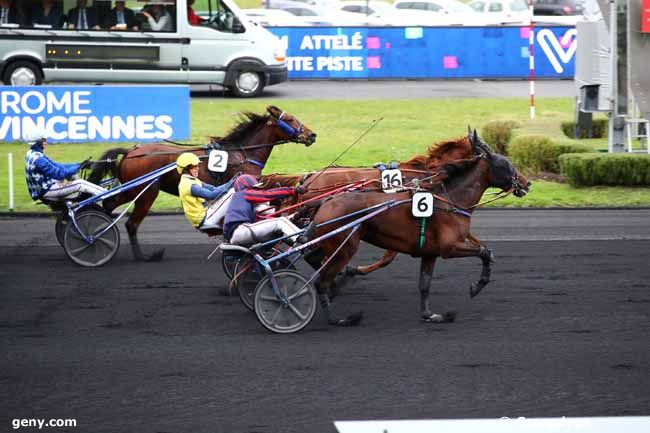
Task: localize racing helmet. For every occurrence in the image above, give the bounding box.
[176,153,200,174]
[234,174,258,192]
[25,127,47,147]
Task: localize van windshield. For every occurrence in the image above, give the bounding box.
[199,0,244,33]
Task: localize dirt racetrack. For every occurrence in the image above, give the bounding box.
[1,212,649,433]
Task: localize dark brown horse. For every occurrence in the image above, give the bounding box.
[261,134,477,276]
[88,106,316,261]
[307,131,530,327]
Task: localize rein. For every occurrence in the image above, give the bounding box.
[302,117,384,189]
[258,179,374,220]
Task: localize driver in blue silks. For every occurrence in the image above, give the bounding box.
[25,128,106,202]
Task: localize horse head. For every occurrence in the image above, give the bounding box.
[467,127,530,197]
[266,105,317,146]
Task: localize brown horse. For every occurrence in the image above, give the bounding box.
[306,131,530,327]
[88,106,316,262]
[261,134,476,276]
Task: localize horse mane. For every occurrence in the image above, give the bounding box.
[405,136,470,168]
[217,112,269,145]
[439,156,481,182]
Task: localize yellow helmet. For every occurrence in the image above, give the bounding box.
[176,153,200,174]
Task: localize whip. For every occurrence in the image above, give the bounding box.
[302,117,383,189]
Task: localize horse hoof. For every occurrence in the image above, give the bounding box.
[469,282,484,298]
[344,265,362,277]
[422,311,456,323]
[148,248,165,262]
[330,311,363,327]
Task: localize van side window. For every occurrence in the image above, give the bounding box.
[105,1,141,31]
[139,1,177,32]
[64,0,101,30]
[27,0,64,29]
[202,0,244,33]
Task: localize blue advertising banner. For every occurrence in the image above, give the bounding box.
[0,86,190,143]
[268,26,576,79]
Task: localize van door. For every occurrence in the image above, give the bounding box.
[180,0,250,84]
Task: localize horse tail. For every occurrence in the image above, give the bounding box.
[88,147,130,184]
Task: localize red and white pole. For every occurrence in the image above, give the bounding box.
[528,0,535,119]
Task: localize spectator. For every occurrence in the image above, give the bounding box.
[67,0,100,30]
[31,0,64,28]
[0,0,18,25]
[142,3,173,32]
[109,1,139,31]
[187,0,203,25]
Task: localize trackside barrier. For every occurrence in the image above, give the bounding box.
[334,416,650,433]
[267,26,576,80]
[0,86,190,144]
[8,152,13,211]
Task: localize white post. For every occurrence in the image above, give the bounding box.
[608,0,618,153]
[528,0,535,119]
[8,152,14,211]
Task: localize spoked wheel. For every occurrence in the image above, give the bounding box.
[63,211,120,267]
[55,204,105,248]
[221,251,240,281]
[254,269,317,334]
[233,254,264,311]
[234,255,296,312]
[54,213,67,247]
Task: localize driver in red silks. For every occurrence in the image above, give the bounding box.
[187,0,203,25]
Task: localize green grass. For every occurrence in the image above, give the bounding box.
[3,97,650,212]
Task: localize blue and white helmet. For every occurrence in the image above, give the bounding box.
[24,127,47,146]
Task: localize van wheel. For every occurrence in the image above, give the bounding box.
[3,61,43,86]
[229,71,264,98]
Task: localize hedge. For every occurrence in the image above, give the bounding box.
[481,120,521,155]
[559,153,650,186]
[509,135,591,173]
[561,119,608,139]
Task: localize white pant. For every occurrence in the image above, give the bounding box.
[43,179,107,201]
[230,217,301,247]
[200,189,235,229]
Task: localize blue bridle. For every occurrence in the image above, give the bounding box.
[276,111,303,139]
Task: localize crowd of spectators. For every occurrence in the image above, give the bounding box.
[0,0,190,32]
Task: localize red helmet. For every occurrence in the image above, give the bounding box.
[234,174,258,192]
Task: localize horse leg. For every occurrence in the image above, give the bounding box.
[470,245,494,298]
[419,256,456,323]
[346,250,398,276]
[442,242,494,298]
[314,235,364,327]
[124,186,165,262]
[467,233,481,246]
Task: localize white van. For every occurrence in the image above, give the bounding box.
[0,0,287,97]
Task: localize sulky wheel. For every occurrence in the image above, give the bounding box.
[234,255,297,312]
[63,211,120,267]
[54,213,67,247]
[254,269,317,334]
[55,205,105,248]
[233,254,265,311]
[221,251,240,281]
[218,251,242,296]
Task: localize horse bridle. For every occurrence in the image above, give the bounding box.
[474,143,525,197]
[275,110,305,140]
[211,112,307,170]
